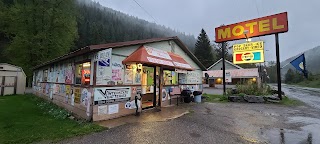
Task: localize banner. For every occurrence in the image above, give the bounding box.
[94,87,131,102]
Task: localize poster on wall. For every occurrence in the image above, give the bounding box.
[186,71,201,84]
[125,100,141,109]
[162,89,169,101]
[66,85,70,95]
[74,88,81,103]
[98,105,108,115]
[65,63,74,84]
[111,60,124,85]
[94,87,131,102]
[49,84,53,99]
[108,104,119,114]
[124,68,133,84]
[71,88,75,106]
[60,84,65,94]
[81,88,92,117]
[225,72,232,83]
[96,48,112,85]
[134,70,142,84]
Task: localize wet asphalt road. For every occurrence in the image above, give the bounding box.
[60,85,320,144]
[280,84,320,110]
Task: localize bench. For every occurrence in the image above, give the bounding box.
[169,87,181,105]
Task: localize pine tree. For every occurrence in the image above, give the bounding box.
[214,42,233,61]
[194,29,216,68]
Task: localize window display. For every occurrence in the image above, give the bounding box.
[163,70,178,85]
[75,62,91,85]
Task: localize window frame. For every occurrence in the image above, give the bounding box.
[74,60,92,86]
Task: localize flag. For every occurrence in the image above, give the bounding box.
[290,54,308,78]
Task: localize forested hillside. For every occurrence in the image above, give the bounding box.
[75,0,197,51]
[281,46,320,77]
[0,0,196,82]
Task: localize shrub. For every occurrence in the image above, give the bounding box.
[235,83,271,96]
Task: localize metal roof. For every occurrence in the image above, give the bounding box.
[206,58,243,70]
[203,68,259,78]
[33,36,206,70]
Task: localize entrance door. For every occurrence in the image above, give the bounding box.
[141,66,154,109]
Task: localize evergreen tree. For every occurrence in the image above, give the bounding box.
[213,42,232,61]
[285,69,295,83]
[4,0,78,82]
[74,1,197,51]
[194,29,216,68]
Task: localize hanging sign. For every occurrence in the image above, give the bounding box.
[215,12,288,42]
[233,41,265,64]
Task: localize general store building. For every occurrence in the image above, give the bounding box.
[33,37,206,121]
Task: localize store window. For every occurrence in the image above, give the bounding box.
[75,62,91,85]
[163,70,178,85]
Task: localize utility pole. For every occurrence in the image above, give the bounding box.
[222,42,226,95]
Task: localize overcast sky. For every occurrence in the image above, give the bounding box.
[95,0,320,61]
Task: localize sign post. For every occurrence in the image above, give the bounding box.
[222,42,226,95]
[275,33,282,100]
[215,12,288,100]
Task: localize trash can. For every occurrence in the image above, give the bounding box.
[193,91,202,103]
[181,90,192,103]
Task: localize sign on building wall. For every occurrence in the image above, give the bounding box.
[233,41,264,64]
[145,46,172,60]
[65,63,74,84]
[225,72,232,82]
[215,12,288,42]
[74,88,81,103]
[96,48,112,85]
[111,59,124,85]
[94,87,131,102]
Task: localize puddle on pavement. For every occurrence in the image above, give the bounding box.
[264,116,320,144]
[189,132,201,138]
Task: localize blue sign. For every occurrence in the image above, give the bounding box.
[98,59,110,67]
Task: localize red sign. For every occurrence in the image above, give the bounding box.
[215,12,288,42]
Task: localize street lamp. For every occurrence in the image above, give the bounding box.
[243,30,251,42]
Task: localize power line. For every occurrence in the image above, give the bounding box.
[132,0,158,23]
[253,0,262,41]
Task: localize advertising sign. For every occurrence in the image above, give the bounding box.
[215,12,288,42]
[225,72,232,83]
[233,41,264,64]
[96,48,112,85]
[145,46,172,60]
[147,57,174,67]
[94,87,131,102]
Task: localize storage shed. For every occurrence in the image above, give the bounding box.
[0,63,26,96]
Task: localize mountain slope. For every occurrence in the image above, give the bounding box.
[75,0,197,51]
[281,46,320,77]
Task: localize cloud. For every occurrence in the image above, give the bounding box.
[96,0,320,61]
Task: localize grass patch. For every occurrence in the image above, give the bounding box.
[278,96,304,106]
[203,93,228,103]
[295,80,320,88]
[0,94,105,144]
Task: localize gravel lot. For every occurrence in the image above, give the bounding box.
[59,85,320,144]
